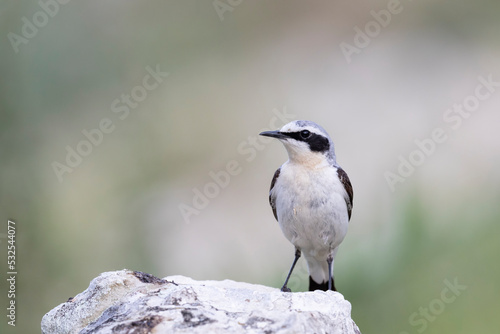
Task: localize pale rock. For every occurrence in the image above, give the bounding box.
[41,269,361,334]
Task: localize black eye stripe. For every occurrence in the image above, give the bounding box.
[282,131,308,141]
[308,135,330,152]
[282,131,330,152]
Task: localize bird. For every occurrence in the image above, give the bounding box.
[259,120,353,292]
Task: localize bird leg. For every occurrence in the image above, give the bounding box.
[327,254,336,291]
[281,248,301,292]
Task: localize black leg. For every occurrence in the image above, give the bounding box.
[327,254,334,291]
[281,248,301,292]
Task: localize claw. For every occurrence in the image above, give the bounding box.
[281,286,291,292]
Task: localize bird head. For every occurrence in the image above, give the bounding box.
[260,120,336,166]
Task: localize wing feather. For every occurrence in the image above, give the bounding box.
[337,167,353,220]
[269,168,281,221]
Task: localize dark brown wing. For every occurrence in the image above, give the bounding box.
[269,168,281,221]
[337,167,353,220]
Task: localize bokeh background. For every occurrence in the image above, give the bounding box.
[1,1,500,333]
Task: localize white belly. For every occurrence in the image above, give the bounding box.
[272,161,349,260]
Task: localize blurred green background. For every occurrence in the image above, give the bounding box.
[1,1,500,333]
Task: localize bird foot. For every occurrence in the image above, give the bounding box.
[280,286,292,292]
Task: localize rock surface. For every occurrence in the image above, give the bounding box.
[42,270,361,334]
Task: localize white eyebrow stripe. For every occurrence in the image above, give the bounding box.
[281,123,326,137]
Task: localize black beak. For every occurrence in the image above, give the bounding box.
[259,130,288,140]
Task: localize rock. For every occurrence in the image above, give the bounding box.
[42,270,361,334]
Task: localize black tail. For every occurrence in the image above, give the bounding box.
[309,276,336,291]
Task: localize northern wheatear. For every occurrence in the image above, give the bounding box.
[260,120,353,292]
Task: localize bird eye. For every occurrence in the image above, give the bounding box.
[300,130,311,139]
